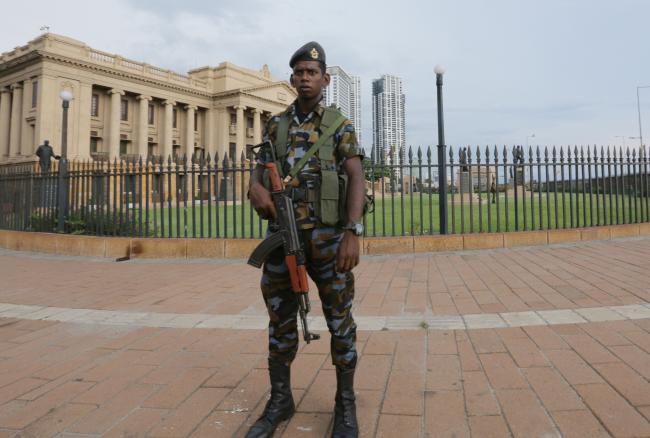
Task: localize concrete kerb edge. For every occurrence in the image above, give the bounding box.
[0,223,647,259]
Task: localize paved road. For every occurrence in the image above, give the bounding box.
[0,238,648,437]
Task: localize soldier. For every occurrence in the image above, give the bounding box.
[247,42,364,438]
[35,140,60,173]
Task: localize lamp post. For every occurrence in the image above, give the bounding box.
[57,89,73,232]
[637,86,650,150]
[434,64,448,234]
[614,136,627,148]
[526,134,535,149]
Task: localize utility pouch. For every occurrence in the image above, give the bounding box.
[337,173,374,226]
[320,169,340,226]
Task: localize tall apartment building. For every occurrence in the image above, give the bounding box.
[323,66,361,143]
[372,74,405,165]
[0,33,294,165]
[350,75,361,144]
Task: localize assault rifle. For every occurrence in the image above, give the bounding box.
[247,141,320,343]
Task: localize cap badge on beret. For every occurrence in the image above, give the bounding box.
[310,48,319,60]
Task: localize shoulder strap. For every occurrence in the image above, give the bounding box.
[275,112,291,160]
[288,113,346,179]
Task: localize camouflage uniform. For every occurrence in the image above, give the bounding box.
[257,101,363,370]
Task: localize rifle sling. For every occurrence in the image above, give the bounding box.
[287,114,346,180]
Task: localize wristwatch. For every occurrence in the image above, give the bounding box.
[342,222,364,236]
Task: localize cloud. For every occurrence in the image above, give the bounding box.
[3,0,650,148]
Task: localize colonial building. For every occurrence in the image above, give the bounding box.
[0,33,296,165]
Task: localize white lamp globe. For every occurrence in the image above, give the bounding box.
[434,65,446,75]
[60,90,73,102]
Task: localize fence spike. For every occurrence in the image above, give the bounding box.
[550,146,555,162]
[529,146,534,163]
[503,145,508,162]
[448,145,454,162]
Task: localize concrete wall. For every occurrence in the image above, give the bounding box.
[1,223,648,259]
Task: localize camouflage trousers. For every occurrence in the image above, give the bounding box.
[261,226,357,370]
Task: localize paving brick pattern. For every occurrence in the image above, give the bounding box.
[0,237,647,436]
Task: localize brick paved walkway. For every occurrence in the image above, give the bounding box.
[0,238,648,437]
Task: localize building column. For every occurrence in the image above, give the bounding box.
[108,89,123,160]
[234,105,246,161]
[205,107,216,159]
[8,83,23,157]
[163,100,175,160]
[20,78,32,157]
[253,108,263,146]
[218,107,230,159]
[0,88,11,158]
[137,95,151,158]
[185,105,196,159]
[76,82,92,160]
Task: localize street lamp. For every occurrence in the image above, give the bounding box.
[636,86,650,150]
[614,136,627,148]
[526,134,535,149]
[57,89,73,232]
[434,64,448,234]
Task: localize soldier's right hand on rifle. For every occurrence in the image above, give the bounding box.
[249,181,277,220]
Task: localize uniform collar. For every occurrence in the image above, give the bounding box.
[289,100,324,125]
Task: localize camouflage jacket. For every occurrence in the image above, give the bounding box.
[258,101,363,229]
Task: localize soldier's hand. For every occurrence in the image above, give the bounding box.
[249,182,276,220]
[336,232,359,272]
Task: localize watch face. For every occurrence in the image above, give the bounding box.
[354,223,364,236]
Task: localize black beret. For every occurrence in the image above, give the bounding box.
[289,41,326,68]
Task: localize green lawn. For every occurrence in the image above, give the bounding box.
[367,191,647,236]
[118,190,648,238]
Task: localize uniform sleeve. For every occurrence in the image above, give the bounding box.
[257,116,279,165]
[334,120,364,163]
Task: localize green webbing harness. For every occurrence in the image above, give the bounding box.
[273,106,346,225]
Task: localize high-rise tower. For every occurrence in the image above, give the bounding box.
[323,66,361,143]
[372,74,405,164]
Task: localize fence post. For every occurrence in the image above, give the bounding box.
[435,67,448,234]
[56,157,67,232]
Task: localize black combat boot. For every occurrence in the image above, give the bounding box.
[332,367,358,438]
[245,359,295,438]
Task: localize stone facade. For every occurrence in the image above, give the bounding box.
[0,33,295,165]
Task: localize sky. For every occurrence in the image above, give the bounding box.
[2,0,650,155]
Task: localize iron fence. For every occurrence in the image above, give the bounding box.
[1,144,648,239]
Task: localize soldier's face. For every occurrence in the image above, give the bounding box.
[291,61,329,100]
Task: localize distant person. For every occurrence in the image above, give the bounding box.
[459,147,469,172]
[35,140,60,173]
[490,180,497,203]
